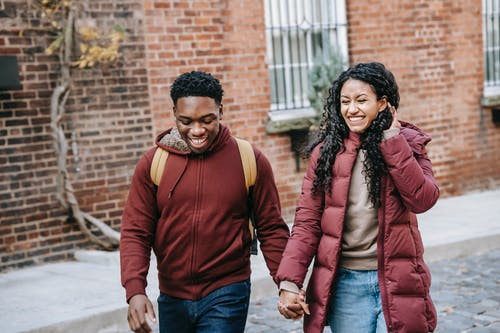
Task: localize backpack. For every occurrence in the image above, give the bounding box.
[150,138,259,255]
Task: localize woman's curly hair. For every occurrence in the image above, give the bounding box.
[308,62,400,207]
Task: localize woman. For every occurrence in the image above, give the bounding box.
[277,62,439,333]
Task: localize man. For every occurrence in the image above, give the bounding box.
[120,71,290,333]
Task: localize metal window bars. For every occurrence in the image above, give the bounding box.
[483,0,500,94]
[264,0,347,114]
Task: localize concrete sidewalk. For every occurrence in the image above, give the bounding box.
[1,189,499,333]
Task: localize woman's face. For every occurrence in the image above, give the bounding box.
[340,78,387,133]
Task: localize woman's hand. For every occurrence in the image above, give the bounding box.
[388,102,400,130]
[278,289,310,320]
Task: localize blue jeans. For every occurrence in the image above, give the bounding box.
[157,279,251,333]
[327,268,387,333]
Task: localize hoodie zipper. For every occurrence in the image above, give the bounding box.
[190,154,203,297]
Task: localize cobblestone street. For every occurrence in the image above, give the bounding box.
[245,249,500,333]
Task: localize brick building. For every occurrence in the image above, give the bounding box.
[1,0,499,271]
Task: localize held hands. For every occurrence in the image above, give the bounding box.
[388,102,400,130]
[127,294,156,333]
[278,289,310,320]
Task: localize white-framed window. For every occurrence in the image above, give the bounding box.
[264,0,348,124]
[483,0,500,98]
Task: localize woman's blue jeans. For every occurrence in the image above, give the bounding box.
[327,268,387,333]
[157,279,251,333]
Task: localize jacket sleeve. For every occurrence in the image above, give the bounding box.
[275,147,325,289]
[252,149,290,284]
[120,149,158,302]
[380,130,439,213]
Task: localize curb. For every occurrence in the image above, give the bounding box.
[24,308,128,333]
[423,233,500,263]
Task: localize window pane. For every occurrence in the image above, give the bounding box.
[483,0,500,92]
[265,0,348,113]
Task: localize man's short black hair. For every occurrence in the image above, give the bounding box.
[170,71,224,106]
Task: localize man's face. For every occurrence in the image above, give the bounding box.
[174,96,222,154]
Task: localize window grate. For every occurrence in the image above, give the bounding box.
[483,0,500,94]
[264,0,347,114]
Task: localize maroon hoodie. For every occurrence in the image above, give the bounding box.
[120,125,289,301]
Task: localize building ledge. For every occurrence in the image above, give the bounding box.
[481,87,500,107]
[266,107,318,134]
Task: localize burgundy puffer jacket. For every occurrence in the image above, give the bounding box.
[277,122,439,333]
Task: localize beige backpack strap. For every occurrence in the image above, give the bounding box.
[235,138,257,251]
[150,147,169,186]
[235,138,257,191]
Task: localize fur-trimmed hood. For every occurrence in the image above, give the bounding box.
[157,127,191,153]
[154,125,231,155]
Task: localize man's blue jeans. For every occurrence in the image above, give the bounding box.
[327,268,387,333]
[157,279,251,333]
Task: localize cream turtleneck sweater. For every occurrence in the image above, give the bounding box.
[339,149,378,270]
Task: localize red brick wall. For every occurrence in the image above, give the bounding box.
[0,0,152,270]
[142,0,301,219]
[346,0,500,195]
[1,0,499,271]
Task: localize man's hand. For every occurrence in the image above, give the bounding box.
[127,294,156,333]
[278,289,310,320]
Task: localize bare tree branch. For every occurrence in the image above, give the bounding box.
[48,5,120,250]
